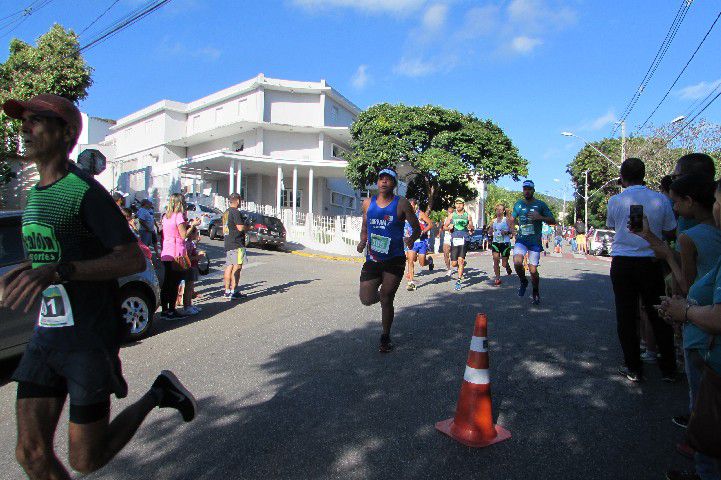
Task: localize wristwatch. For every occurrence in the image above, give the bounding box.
[56,262,76,283]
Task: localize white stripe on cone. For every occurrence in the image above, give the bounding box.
[463,366,490,385]
[469,336,488,353]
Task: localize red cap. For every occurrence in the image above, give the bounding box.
[2,94,82,145]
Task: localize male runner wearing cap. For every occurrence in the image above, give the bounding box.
[444,198,474,291]
[358,169,420,352]
[0,94,196,478]
[510,180,555,305]
[404,199,434,291]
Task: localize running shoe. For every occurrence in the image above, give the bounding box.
[672,414,689,429]
[178,306,201,316]
[446,269,454,277]
[161,310,186,320]
[228,292,243,300]
[223,291,232,299]
[406,282,416,291]
[640,351,658,363]
[152,370,197,422]
[493,278,502,286]
[618,366,643,383]
[379,334,394,353]
[531,293,540,305]
[454,279,462,291]
[517,279,529,297]
[428,257,434,271]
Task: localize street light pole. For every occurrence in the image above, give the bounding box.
[584,170,589,232]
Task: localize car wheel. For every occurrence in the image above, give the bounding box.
[120,287,154,342]
[209,225,219,240]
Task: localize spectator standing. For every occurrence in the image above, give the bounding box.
[160,193,200,319]
[179,228,204,316]
[607,158,677,382]
[223,193,252,299]
[575,220,587,255]
[136,199,156,248]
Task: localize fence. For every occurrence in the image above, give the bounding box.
[236,200,363,256]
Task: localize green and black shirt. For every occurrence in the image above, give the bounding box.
[22,163,136,351]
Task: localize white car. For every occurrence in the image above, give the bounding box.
[587,229,615,256]
[184,201,222,235]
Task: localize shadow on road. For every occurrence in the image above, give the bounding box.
[92,268,690,480]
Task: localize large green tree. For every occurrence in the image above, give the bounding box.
[346,103,528,211]
[0,24,93,184]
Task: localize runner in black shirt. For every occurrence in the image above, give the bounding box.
[0,94,197,478]
[223,193,251,299]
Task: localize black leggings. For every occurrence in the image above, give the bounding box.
[161,261,183,312]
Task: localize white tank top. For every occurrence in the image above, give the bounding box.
[492,218,511,243]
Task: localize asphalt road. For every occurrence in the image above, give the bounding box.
[0,241,691,479]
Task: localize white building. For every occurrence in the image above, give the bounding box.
[91,74,366,218]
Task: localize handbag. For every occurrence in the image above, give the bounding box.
[686,337,721,459]
[171,252,191,272]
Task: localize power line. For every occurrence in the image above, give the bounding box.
[78,0,122,37]
[0,0,55,39]
[635,9,721,132]
[611,0,692,137]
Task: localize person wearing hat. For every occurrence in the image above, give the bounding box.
[0,94,197,477]
[510,180,555,305]
[358,168,420,352]
[443,197,475,290]
[111,190,129,209]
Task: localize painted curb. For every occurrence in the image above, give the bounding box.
[289,251,364,263]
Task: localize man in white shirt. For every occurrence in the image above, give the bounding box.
[607,157,677,383]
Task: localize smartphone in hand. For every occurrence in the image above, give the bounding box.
[629,204,643,232]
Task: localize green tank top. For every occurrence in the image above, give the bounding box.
[452,211,469,231]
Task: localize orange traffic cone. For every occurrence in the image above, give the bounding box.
[436,313,511,448]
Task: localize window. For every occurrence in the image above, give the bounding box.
[331,191,355,209]
[331,105,339,123]
[331,144,349,159]
[232,140,244,152]
[128,169,146,191]
[281,189,302,208]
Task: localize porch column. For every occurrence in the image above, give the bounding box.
[276,166,283,212]
[235,160,242,199]
[292,166,298,224]
[256,174,263,205]
[200,167,205,194]
[308,168,314,216]
[228,161,235,195]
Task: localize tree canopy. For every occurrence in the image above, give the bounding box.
[345,103,528,211]
[0,24,93,184]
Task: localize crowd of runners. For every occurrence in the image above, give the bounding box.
[357,170,555,353]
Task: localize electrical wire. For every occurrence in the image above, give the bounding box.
[611,0,692,137]
[0,0,55,39]
[78,0,122,37]
[635,9,721,132]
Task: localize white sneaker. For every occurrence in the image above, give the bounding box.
[446,269,453,277]
[178,306,200,316]
[641,351,658,363]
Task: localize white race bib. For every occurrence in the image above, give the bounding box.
[493,233,503,243]
[452,237,466,247]
[38,284,74,328]
[370,234,391,254]
[520,224,535,236]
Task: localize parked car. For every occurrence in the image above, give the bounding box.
[468,232,486,251]
[207,210,287,249]
[587,229,614,256]
[0,211,160,361]
[185,202,222,235]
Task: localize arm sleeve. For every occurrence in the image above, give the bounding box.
[81,186,136,249]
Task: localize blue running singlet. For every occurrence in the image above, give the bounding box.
[367,196,405,262]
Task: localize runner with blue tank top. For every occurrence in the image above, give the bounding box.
[404,199,434,291]
[490,203,514,286]
[443,198,474,291]
[358,169,419,353]
[510,180,555,305]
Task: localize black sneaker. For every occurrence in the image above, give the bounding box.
[665,470,700,480]
[618,366,643,383]
[531,292,540,305]
[162,310,186,320]
[379,334,395,353]
[152,370,197,422]
[518,279,529,297]
[428,257,434,271]
[672,414,689,429]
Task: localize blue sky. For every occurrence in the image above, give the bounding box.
[2,0,720,198]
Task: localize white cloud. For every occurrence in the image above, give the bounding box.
[457,5,501,39]
[577,110,617,132]
[351,64,370,89]
[422,4,448,31]
[677,78,721,100]
[291,0,427,14]
[507,0,576,32]
[394,57,439,77]
[157,37,221,61]
[509,36,542,54]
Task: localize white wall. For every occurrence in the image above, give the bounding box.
[324,98,355,127]
[186,90,259,137]
[263,90,321,126]
[70,114,114,161]
[263,131,319,159]
[187,131,257,158]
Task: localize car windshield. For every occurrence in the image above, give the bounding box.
[199,205,221,214]
[264,216,283,228]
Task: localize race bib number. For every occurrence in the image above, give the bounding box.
[452,237,466,247]
[520,224,535,236]
[493,233,503,243]
[38,285,74,328]
[370,234,391,254]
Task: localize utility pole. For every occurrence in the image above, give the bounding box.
[584,170,589,232]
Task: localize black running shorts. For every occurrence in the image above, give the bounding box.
[491,242,512,258]
[360,255,406,282]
